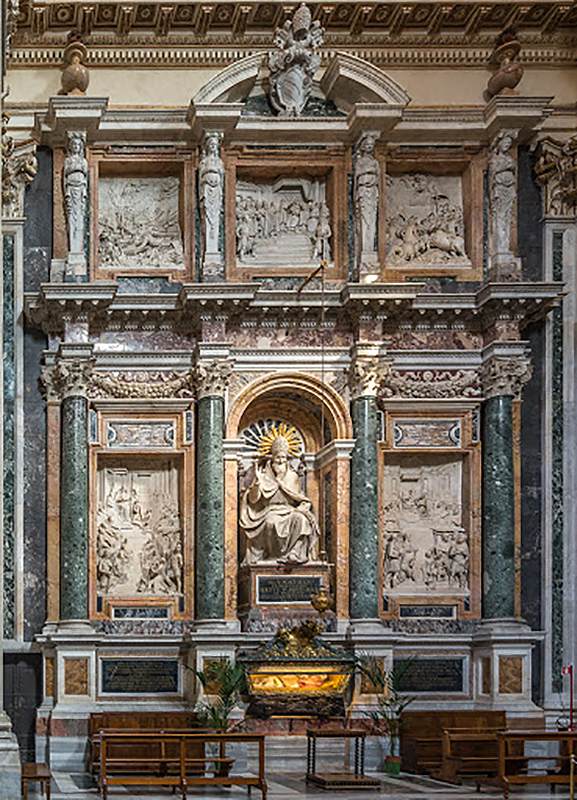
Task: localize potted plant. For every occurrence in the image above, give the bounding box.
[194,659,247,731]
[357,655,416,776]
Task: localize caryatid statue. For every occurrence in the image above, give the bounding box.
[63,130,88,278]
[353,132,380,275]
[240,424,321,566]
[198,131,224,277]
[488,129,520,278]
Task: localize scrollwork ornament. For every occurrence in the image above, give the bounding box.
[346,357,390,399]
[43,358,95,400]
[481,356,533,400]
[194,359,234,399]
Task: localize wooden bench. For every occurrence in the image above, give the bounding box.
[400,711,506,775]
[21,763,51,800]
[499,729,577,799]
[89,711,202,775]
[436,728,505,787]
[98,730,267,800]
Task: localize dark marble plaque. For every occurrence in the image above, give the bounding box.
[101,659,179,694]
[394,658,464,693]
[400,605,456,619]
[257,575,322,604]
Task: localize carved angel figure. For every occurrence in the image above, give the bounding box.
[240,434,320,565]
[63,131,88,259]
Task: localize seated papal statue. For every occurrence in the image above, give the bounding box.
[240,433,321,565]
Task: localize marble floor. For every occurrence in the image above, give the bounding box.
[18,772,576,800]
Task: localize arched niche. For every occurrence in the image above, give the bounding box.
[223,373,353,628]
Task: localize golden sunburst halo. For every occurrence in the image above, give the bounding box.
[257,422,301,458]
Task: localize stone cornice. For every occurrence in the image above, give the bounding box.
[24,280,563,335]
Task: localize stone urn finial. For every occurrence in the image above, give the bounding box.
[60,32,90,96]
[486,29,524,98]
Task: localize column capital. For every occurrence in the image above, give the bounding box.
[346,346,390,400]
[43,346,96,401]
[481,355,532,400]
[194,357,234,400]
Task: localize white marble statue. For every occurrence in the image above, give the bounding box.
[240,433,320,565]
[63,131,88,275]
[199,131,224,273]
[489,130,517,260]
[354,132,380,272]
[268,3,324,117]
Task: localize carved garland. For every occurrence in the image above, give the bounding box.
[380,369,481,399]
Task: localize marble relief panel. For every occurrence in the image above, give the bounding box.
[98,176,184,270]
[106,421,175,449]
[386,173,470,268]
[383,455,469,596]
[228,323,352,349]
[384,328,482,350]
[236,177,331,267]
[96,459,183,597]
[394,419,461,449]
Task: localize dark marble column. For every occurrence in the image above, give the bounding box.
[349,395,380,619]
[481,355,532,620]
[195,395,225,620]
[60,394,89,621]
[194,357,233,621]
[51,352,94,623]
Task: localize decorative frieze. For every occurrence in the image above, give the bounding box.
[2,114,37,219]
[194,359,234,399]
[381,369,481,400]
[481,356,533,399]
[90,370,194,400]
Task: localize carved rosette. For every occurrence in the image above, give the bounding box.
[346,357,390,399]
[481,356,533,400]
[380,369,481,400]
[2,114,38,219]
[194,359,234,399]
[43,358,95,400]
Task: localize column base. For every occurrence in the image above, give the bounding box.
[347,618,386,636]
[57,619,94,634]
[473,618,544,714]
[192,618,241,634]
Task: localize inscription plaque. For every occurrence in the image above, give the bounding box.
[101,658,179,694]
[394,657,464,693]
[257,575,322,604]
[112,606,169,619]
[400,605,456,619]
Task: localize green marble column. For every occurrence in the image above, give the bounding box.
[349,395,380,619]
[195,395,225,620]
[482,395,515,619]
[60,394,89,621]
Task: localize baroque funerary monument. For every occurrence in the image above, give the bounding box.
[1,0,577,789]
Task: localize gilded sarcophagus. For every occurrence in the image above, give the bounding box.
[238,620,355,718]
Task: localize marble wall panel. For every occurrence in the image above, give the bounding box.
[518,146,543,282]
[3,236,15,638]
[94,329,194,352]
[227,323,352,350]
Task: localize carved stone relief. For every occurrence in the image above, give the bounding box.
[2,113,37,219]
[354,132,380,276]
[488,130,521,278]
[386,173,469,268]
[236,177,331,266]
[98,176,184,269]
[198,131,224,277]
[268,3,324,117]
[381,369,481,400]
[90,370,194,400]
[63,131,88,278]
[96,460,183,597]
[106,421,175,449]
[383,456,469,595]
[535,135,577,218]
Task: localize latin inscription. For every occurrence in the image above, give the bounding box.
[101,659,179,694]
[394,658,464,693]
[257,575,322,604]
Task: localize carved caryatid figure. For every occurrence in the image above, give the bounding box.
[354,132,380,271]
[488,130,517,260]
[240,425,320,565]
[63,131,88,272]
[199,131,224,271]
[268,3,324,117]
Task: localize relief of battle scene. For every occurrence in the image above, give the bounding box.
[386,173,470,268]
[95,459,184,598]
[98,176,184,269]
[382,455,470,596]
[236,177,331,267]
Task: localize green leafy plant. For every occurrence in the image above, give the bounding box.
[357,655,416,759]
[194,660,247,732]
